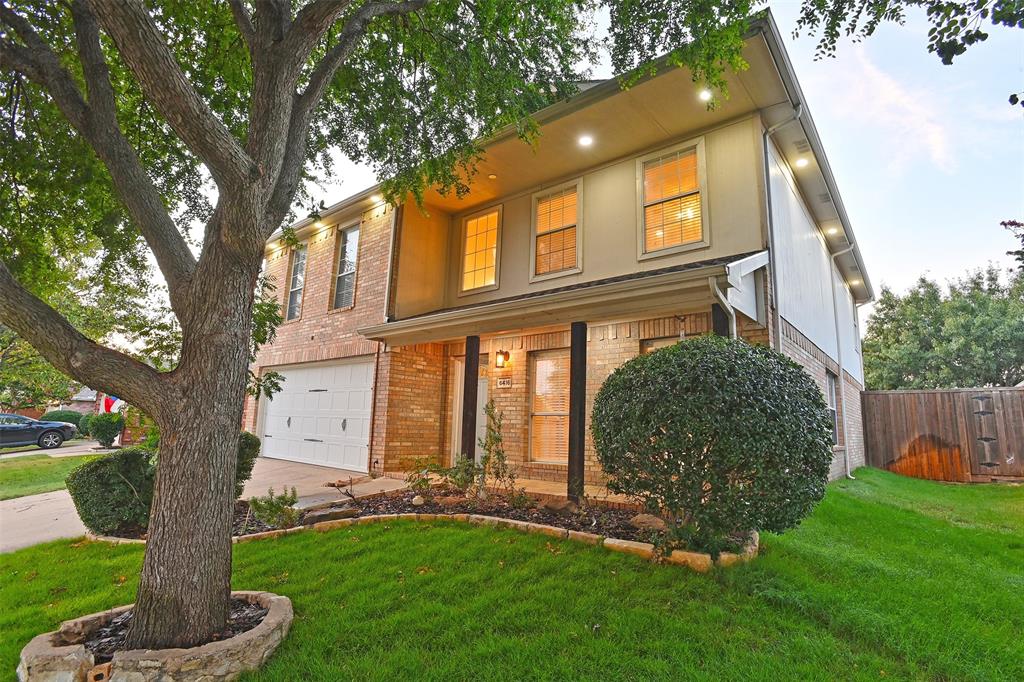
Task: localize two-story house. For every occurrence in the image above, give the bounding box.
[243,13,873,497]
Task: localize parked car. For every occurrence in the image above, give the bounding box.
[0,413,77,449]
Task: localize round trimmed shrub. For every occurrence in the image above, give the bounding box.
[89,412,124,447]
[591,335,834,555]
[235,431,261,498]
[79,413,94,436]
[66,447,156,535]
[40,409,82,429]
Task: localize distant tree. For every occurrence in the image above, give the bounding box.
[1002,219,1024,270]
[793,1,1024,106]
[863,266,1024,389]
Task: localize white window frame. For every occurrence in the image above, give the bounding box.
[826,370,839,445]
[635,137,710,261]
[285,244,307,321]
[457,204,503,296]
[528,348,571,464]
[331,223,360,310]
[529,178,583,283]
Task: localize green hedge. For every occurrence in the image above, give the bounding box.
[66,447,156,535]
[78,413,94,436]
[235,431,261,498]
[89,413,124,447]
[40,410,82,429]
[591,335,834,556]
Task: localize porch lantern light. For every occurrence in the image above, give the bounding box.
[495,350,510,368]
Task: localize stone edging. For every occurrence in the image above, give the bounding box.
[18,590,292,682]
[88,514,758,572]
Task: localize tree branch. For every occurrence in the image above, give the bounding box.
[87,0,257,189]
[226,0,256,56]
[0,1,197,308]
[0,261,171,418]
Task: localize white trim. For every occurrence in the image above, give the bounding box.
[635,136,710,261]
[457,204,503,296]
[529,178,584,283]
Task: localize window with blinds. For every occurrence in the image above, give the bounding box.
[529,350,570,463]
[333,225,359,309]
[286,246,306,320]
[462,208,500,291]
[534,185,578,276]
[642,147,702,253]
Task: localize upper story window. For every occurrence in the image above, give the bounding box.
[461,207,501,293]
[532,182,581,280]
[639,140,707,257]
[285,245,306,320]
[333,225,360,309]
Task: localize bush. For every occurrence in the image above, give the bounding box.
[235,431,261,498]
[249,487,300,528]
[591,335,834,556]
[140,425,160,451]
[79,413,93,436]
[40,409,82,429]
[66,447,156,535]
[89,412,124,447]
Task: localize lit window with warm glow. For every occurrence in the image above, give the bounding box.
[529,350,570,463]
[461,208,500,291]
[642,148,702,253]
[534,185,578,276]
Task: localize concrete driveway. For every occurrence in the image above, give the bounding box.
[0,456,403,553]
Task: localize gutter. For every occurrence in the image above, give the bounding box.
[829,242,857,480]
[761,104,803,350]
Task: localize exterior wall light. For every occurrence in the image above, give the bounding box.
[495,350,510,368]
[698,89,712,102]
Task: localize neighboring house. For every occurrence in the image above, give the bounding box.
[244,13,873,492]
[56,387,101,416]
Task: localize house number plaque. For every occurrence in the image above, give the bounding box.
[496,377,512,389]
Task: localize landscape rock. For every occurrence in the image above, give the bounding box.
[629,513,667,532]
[540,498,578,515]
[411,495,426,507]
[301,507,358,525]
[435,496,464,508]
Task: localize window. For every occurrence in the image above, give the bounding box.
[529,350,570,463]
[640,337,679,354]
[333,225,359,309]
[640,143,704,255]
[461,208,500,292]
[285,246,306,320]
[533,183,580,278]
[826,371,839,445]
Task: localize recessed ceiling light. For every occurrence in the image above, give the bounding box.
[314,220,325,228]
[795,158,809,168]
[487,174,497,180]
[698,89,713,102]
[850,279,862,285]
[826,227,839,235]
[370,194,383,203]
[578,134,593,147]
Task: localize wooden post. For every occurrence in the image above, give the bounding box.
[460,335,480,460]
[711,303,730,337]
[568,321,587,502]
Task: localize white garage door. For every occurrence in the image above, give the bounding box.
[261,358,374,472]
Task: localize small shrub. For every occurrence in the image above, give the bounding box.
[249,487,300,528]
[90,412,125,447]
[78,413,93,436]
[235,431,261,498]
[66,448,156,535]
[40,409,82,429]
[140,425,160,451]
[429,457,481,494]
[478,400,520,496]
[592,335,834,556]
[404,458,434,495]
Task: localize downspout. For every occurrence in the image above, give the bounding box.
[829,242,857,480]
[708,276,737,338]
[761,104,803,351]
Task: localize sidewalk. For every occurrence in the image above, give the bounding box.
[0,440,113,460]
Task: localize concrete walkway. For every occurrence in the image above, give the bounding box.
[0,456,405,553]
[0,439,113,460]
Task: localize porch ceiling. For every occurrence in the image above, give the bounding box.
[359,258,740,346]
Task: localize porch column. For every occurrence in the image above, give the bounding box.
[568,321,587,502]
[711,303,730,337]
[460,335,480,460]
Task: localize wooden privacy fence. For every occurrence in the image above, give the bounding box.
[861,387,1024,483]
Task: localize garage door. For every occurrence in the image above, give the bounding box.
[261,358,374,471]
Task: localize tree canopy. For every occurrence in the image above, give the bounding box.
[863,266,1024,390]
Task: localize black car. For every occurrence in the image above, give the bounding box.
[0,413,77,449]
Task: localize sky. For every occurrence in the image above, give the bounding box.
[309,1,1024,323]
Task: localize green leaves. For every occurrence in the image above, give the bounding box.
[863,265,1024,389]
[591,336,834,556]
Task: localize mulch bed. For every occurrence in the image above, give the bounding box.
[109,501,274,540]
[344,487,653,543]
[84,598,268,662]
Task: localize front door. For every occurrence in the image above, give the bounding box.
[450,358,488,463]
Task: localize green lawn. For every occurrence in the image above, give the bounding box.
[0,454,96,500]
[1,469,1021,680]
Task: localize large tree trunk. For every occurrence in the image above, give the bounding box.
[126,243,259,650]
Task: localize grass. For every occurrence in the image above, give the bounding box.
[1,468,1021,680]
[0,454,96,500]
